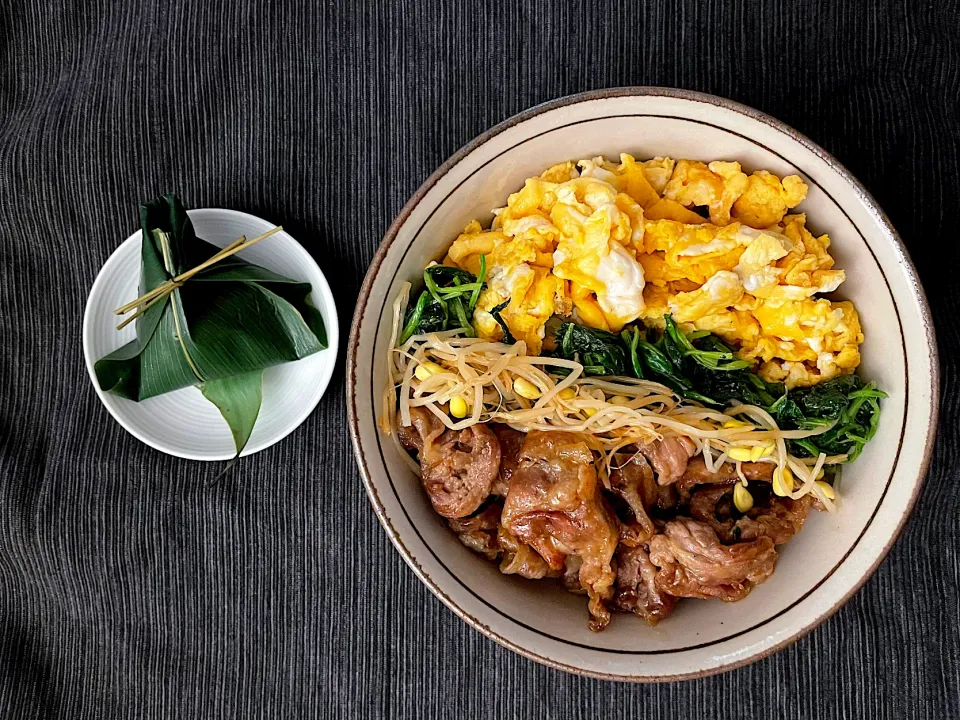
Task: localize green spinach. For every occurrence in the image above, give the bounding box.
[399,259,486,344]
[554,323,627,376]
[549,313,885,464]
[770,375,886,461]
[490,298,515,344]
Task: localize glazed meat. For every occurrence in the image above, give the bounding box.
[648,518,777,602]
[690,486,815,545]
[422,424,500,518]
[612,451,678,512]
[640,436,697,486]
[609,453,657,539]
[676,455,775,501]
[612,545,677,625]
[447,503,502,560]
[688,485,739,537]
[502,431,620,631]
[491,424,525,497]
[398,408,501,518]
[405,408,823,630]
[742,495,815,544]
[618,521,652,549]
[498,524,558,579]
[397,406,445,453]
[562,556,586,594]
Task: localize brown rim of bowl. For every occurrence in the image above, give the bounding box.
[345,86,941,682]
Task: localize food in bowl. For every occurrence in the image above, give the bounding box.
[379,153,885,632]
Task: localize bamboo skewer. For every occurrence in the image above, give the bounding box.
[113,226,283,330]
[116,289,169,330]
[114,234,251,315]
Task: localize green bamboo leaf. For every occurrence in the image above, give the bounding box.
[95,196,200,399]
[94,337,147,399]
[186,240,326,346]
[241,279,327,348]
[200,371,263,454]
[178,281,324,377]
[190,254,294,283]
[141,193,191,276]
[96,196,327,400]
[96,194,328,459]
[135,300,207,399]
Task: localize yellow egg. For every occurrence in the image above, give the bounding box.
[662,159,749,225]
[732,170,808,228]
[733,228,791,297]
[640,156,676,194]
[644,198,709,224]
[550,177,647,332]
[444,156,860,388]
[668,271,744,323]
[539,161,578,183]
[577,154,662,210]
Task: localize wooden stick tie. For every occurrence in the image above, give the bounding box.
[114,226,282,330]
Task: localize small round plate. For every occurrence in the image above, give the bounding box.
[83,208,338,460]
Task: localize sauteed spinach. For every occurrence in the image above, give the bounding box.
[549,315,884,463]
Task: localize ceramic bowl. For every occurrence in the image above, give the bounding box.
[346,88,938,680]
[84,208,339,460]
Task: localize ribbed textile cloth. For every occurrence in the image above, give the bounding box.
[0,1,956,717]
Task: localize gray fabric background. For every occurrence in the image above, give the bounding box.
[0,1,956,718]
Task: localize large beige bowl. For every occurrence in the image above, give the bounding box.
[347,88,938,681]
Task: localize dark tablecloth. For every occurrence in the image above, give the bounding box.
[0,1,956,717]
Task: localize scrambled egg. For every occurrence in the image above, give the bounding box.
[444,154,863,386]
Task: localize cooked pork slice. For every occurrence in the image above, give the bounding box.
[612,545,677,625]
[640,436,697,486]
[502,431,620,631]
[447,503,503,560]
[648,518,777,602]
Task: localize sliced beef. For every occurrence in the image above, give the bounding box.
[689,485,815,545]
[497,524,559,579]
[676,455,775,501]
[612,451,678,509]
[398,408,501,519]
[744,495,815,544]
[618,521,653,548]
[640,436,697,486]
[562,556,586,595]
[612,545,677,625]
[648,518,777,602]
[447,503,503,560]
[609,453,657,539]
[502,431,620,631]
[396,406,445,453]
[491,424,525,497]
[421,424,500,518]
[688,485,738,535]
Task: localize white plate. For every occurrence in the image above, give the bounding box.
[83,208,339,460]
[347,88,939,681]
